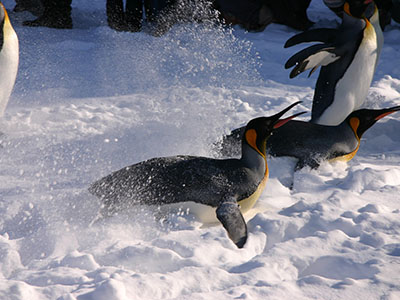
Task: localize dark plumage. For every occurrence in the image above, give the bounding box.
[284,0,381,125]
[218,106,400,170]
[90,102,304,248]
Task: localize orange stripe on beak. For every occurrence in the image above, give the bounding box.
[375,111,395,121]
[273,111,306,129]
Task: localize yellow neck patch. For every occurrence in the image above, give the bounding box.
[1,4,8,22]
[344,2,351,15]
[329,117,361,163]
[349,117,360,140]
[245,129,265,158]
[1,3,14,38]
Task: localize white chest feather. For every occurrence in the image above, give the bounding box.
[0,18,19,116]
[157,194,263,225]
[157,161,268,224]
[317,23,377,126]
[370,8,383,72]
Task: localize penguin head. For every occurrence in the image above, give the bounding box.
[345,0,374,18]
[242,101,304,157]
[346,106,400,138]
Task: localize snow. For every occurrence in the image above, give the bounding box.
[0,0,399,299]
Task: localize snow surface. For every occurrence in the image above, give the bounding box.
[0,0,400,299]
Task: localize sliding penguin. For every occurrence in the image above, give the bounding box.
[219,106,400,170]
[285,0,382,126]
[89,102,304,248]
[0,3,19,117]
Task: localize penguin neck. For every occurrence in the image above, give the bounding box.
[347,117,362,142]
[240,143,267,176]
[369,5,383,71]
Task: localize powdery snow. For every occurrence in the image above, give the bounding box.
[0,0,399,299]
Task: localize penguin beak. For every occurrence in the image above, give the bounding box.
[375,105,400,121]
[268,101,304,129]
[364,0,373,4]
[273,111,306,129]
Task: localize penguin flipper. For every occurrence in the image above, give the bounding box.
[284,28,339,48]
[216,198,247,248]
[285,44,341,78]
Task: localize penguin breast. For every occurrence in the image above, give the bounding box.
[317,23,377,126]
[0,17,19,116]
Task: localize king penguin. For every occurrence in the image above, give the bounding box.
[285,0,382,126]
[89,102,304,248]
[219,106,400,170]
[0,3,19,117]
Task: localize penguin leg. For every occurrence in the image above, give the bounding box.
[125,0,143,32]
[216,198,247,248]
[107,0,127,31]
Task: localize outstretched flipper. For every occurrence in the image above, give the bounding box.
[285,44,341,78]
[284,28,339,48]
[216,198,247,248]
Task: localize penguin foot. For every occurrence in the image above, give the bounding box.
[13,0,43,16]
[108,18,141,32]
[23,15,72,29]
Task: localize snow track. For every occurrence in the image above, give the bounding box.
[0,0,400,299]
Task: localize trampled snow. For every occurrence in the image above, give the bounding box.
[0,0,399,299]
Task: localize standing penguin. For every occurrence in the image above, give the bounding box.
[219,106,400,170]
[285,0,382,126]
[89,102,304,248]
[0,3,18,117]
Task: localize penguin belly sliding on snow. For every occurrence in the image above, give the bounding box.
[285,0,382,126]
[218,106,400,170]
[0,3,19,117]
[89,102,304,248]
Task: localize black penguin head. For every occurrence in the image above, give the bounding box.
[346,106,400,138]
[243,101,305,157]
[345,0,374,18]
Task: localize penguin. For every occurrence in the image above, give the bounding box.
[284,0,382,126]
[218,106,400,170]
[0,3,18,117]
[89,102,304,248]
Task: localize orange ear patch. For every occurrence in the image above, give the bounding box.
[349,117,361,140]
[245,129,264,157]
[343,2,351,15]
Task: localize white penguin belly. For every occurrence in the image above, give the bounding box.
[158,199,259,225]
[0,17,19,116]
[158,201,220,224]
[317,26,377,126]
[370,7,383,72]
[157,175,269,224]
